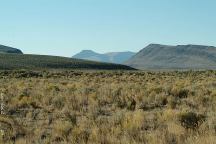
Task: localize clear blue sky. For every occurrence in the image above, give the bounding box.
[0,0,216,57]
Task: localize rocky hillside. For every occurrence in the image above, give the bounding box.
[125,44,216,70]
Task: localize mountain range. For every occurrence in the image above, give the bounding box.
[0,44,23,54]
[72,50,135,64]
[2,43,216,70]
[0,45,134,70]
[125,44,216,70]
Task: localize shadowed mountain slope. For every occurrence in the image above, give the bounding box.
[0,53,135,70]
[0,45,23,54]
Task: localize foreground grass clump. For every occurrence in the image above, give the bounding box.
[0,70,216,143]
[178,112,206,130]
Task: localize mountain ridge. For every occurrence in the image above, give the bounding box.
[0,44,23,54]
[125,44,216,70]
[73,50,135,64]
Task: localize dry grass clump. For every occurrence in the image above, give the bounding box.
[0,70,216,143]
[178,112,206,130]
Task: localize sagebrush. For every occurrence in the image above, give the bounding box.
[0,70,216,144]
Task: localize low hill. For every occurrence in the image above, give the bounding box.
[72,50,135,64]
[0,53,135,70]
[0,44,23,54]
[125,44,216,70]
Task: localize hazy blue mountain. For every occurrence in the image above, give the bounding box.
[72,50,135,64]
[125,44,216,70]
[0,44,23,54]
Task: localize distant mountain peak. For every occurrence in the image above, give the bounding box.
[78,50,99,55]
[80,50,96,53]
[148,43,165,46]
[73,50,135,64]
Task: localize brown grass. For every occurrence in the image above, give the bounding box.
[0,70,216,143]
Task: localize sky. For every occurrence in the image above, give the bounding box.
[0,0,216,57]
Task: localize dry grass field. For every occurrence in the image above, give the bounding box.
[0,70,216,144]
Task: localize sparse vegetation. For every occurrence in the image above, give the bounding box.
[0,70,216,143]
